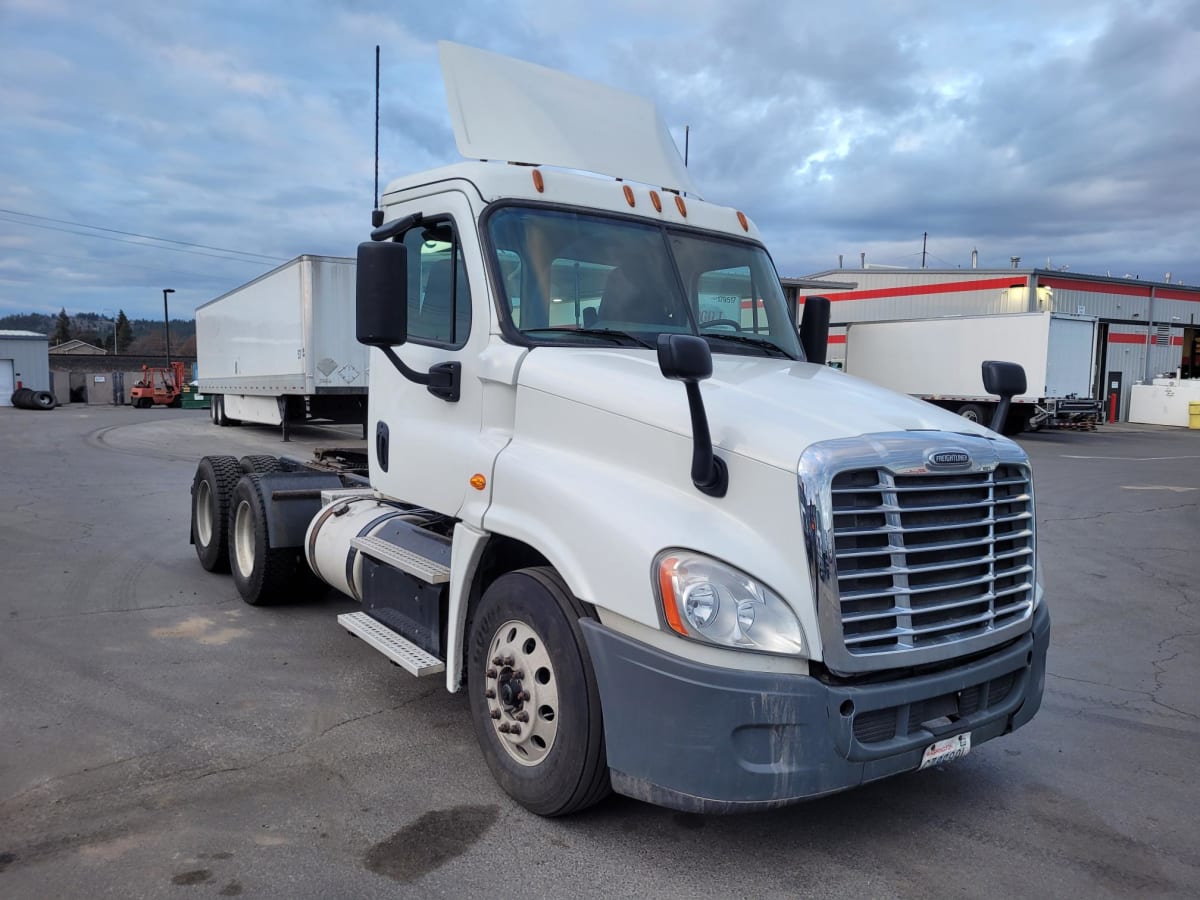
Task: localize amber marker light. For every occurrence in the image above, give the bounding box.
[623,184,635,207]
[736,211,749,232]
[532,169,545,193]
[650,190,662,212]
[675,195,687,217]
[470,474,487,491]
[658,556,688,636]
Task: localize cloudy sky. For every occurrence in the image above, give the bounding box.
[2,0,1198,322]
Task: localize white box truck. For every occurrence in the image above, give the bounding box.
[197,255,367,440]
[844,312,1103,433]
[187,43,1048,816]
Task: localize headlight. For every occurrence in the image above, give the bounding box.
[655,551,805,656]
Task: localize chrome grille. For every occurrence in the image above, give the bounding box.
[799,433,1036,675]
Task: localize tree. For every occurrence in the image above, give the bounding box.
[115,310,133,353]
[53,308,71,345]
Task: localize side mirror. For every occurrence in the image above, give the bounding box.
[657,333,712,382]
[798,296,831,364]
[981,360,1027,433]
[657,334,727,498]
[356,241,408,346]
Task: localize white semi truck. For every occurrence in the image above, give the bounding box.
[188,43,1048,815]
[843,312,1103,433]
[197,255,367,440]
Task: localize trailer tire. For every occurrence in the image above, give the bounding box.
[228,474,303,606]
[239,455,280,475]
[191,455,241,572]
[467,567,610,816]
[957,403,987,424]
[213,395,239,426]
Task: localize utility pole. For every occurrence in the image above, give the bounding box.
[921,232,928,268]
[162,288,175,369]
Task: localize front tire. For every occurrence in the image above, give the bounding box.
[191,455,241,572]
[467,567,610,816]
[228,474,304,605]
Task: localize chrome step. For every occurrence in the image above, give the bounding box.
[350,535,450,584]
[337,611,445,677]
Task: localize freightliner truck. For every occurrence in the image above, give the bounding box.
[188,42,1049,815]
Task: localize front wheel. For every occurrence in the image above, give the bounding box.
[467,567,610,816]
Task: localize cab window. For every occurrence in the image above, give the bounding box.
[402,220,471,347]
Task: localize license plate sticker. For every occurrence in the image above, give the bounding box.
[919,732,971,769]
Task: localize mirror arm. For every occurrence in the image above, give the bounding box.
[371,212,422,242]
[380,347,461,402]
[683,381,728,497]
[989,395,1012,433]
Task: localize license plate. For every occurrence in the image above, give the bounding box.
[919,732,971,769]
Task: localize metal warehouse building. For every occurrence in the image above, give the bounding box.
[783,268,1199,422]
[0,330,51,406]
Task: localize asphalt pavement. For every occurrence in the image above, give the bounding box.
[0,405,1197,898]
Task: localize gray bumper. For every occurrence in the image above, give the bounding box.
[580,603,1049,814]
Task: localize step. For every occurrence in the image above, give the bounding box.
[350,535,451,584]
[338,611,445,677]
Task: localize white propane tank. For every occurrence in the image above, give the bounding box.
[305,495,422,601]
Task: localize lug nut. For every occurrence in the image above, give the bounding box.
[517,690,530,702]
[515,711,529,722]
[490,709,501,720]
[485,688,496,699]
[512,669,524,679]
[509,725,521,736]
[492,656,503,666]
[486,668,498,679]
[498,723,511,733]
[503,655,514,667]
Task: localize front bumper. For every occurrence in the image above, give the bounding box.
[580,603,1049,814]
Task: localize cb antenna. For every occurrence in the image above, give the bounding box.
[373,45,382,227]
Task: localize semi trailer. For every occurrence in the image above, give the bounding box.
[843,312,1103,433]
[188,42,1048,815]
[196,255,367,440]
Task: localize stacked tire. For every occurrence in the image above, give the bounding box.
[10,388,56,410]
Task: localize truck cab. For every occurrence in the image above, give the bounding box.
[190,42,1048,816]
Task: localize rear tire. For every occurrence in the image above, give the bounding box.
[191,455,241,572]
[228,474,304,605]
[467,567,610,816]
[239,455,280,475]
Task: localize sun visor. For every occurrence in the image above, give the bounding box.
[438,41,700,197]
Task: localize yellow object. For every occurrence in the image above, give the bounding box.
[1190,401,1200,430]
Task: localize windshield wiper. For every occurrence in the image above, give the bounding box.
[700,332,794,358]
[522,327,655,349]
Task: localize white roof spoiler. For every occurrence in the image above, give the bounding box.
[438,41,700,197]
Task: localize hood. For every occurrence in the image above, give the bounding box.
[516,348,995,471]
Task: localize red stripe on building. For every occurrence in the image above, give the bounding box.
[1157,288,1200,302]
[1108,333,1186,345]
[799,276,1018,303]
[1040,276,1151,297]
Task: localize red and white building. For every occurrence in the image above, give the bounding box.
[783,268,1198,422]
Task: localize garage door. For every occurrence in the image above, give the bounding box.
[0,359,13,406]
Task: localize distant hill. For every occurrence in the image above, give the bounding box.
[0,311,197,355]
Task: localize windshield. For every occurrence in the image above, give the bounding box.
[486,206,804,359]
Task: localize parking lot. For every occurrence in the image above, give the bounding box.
[1,406,1197,899]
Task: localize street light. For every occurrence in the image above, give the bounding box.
[162,288,175,369]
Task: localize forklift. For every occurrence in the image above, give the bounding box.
[130,361,186,408]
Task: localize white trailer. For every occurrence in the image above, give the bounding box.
[844,311,1103,433]
[197,255,367,439]
[187,43,1048,816]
